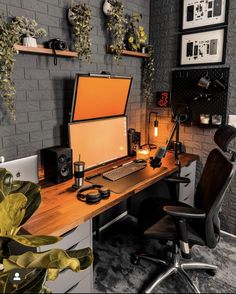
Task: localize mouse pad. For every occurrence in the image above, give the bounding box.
[87,166,168,194]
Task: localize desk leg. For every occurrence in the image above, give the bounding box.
[95,215,100,241]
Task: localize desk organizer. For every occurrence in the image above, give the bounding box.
[171,67,229,127]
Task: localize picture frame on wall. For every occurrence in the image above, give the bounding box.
[181,0,228,31]
[179,27,227,66]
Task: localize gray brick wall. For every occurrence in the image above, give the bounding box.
[150,0,236,234]
[0,0,150,162]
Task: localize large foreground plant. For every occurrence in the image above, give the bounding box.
[0,168,93,293]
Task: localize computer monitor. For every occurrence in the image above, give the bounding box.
[70,74,132,122]
[69,116,128,170]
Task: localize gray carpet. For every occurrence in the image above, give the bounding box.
[93,216,236,293]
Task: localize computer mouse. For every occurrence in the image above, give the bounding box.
[134,159,147,164]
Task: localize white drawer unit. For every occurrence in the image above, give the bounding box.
[38,220,93,294]
[179,160,196,206]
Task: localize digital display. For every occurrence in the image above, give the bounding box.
[156,91,171,108]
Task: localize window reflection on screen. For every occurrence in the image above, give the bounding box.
[71,75,132,122]
[69,116,128,170]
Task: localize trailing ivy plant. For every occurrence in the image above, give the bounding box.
[106,0,128,61]
[0,15,47,120]
[142,45,155,105]
[69,3,93,62]
[0,15,20,120]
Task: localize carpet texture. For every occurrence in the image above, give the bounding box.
[93,216,236,293]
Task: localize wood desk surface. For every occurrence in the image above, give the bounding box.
[23,152,198,236]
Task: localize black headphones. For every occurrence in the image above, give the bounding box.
[77,184,110,204]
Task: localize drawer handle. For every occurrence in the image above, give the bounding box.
[65,281,80,293]
[62,226,77,238]
[184,182,190,187]
[184,173,191,177]
[184,196,189,201]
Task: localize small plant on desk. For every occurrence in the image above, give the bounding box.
[0,168,93,293]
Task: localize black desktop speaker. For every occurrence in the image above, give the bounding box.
[128,128,141,156]
[43,146,73,184]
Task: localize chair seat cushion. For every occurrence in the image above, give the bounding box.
[144,215,205,246]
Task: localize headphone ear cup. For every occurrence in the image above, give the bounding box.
[99,187,110,199]
[86,189,102,204]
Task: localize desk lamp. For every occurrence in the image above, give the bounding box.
[150,112,188,174]
[147,111,159,149]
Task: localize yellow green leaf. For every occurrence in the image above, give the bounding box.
[0,193,27,235]
[0,234,61,247]
[3,248,93,273]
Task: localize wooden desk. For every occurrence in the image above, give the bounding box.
[24,152,198,236]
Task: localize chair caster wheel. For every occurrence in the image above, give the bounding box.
[131,254,140,265]
[206,269,216,276]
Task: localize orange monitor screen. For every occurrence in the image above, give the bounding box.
[71,75,132,122]
[69,116,128,170]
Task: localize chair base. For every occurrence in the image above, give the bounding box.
[132,245,217,293]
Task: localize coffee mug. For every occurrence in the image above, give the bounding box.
[198,76,211,89]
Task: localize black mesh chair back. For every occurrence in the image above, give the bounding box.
[194,148,235,248]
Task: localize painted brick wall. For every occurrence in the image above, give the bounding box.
[150,0,236,234]
[0,0,149,162]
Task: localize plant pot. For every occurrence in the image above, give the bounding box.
[23,36,37,47]
[103,0,113,15]
[67,8,76,26]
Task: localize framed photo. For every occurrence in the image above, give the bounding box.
[181,0,228,31]
[179,28,227,66]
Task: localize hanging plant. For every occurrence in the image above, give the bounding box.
[142,45,155,105]
[106,0,128,61]
[68,3,93,62]
[0,15,47,120]
[0,15,20,120]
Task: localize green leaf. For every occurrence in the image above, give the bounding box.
[0,235,61,247]
[0,193,27,235]
[3,248,93,273]
[11,180,41,225]
[0,168,13,198]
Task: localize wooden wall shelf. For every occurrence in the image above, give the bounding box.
[106,45,149,58]
[14,44,78,57]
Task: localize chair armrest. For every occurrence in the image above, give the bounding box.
[164,206,206,219]
[164,176,190,184]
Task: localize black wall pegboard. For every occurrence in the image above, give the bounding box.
[171,67,229,126]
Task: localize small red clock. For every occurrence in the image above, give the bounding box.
[156,91,171,108]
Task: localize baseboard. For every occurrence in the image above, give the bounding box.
[221,230,236,238]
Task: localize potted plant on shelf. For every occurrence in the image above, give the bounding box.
[125,13,148,52]
[0,168,93,293]
[0,15,47,120]
[142,45,155,105]
[68,2,93,62]
[105,0,128,61]
[12,16,47,47]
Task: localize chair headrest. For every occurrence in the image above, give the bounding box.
[214,124,236,152]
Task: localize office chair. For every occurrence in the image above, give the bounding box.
[132,125,236,293]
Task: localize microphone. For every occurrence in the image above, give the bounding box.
[150,146,166,169]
